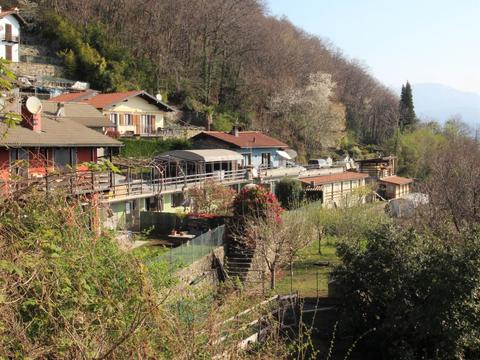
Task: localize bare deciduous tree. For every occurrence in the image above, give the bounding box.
[242,211,314,289]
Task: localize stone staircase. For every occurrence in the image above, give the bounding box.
[225,241,264,288]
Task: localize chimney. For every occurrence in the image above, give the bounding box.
[21,97,43,132]
[230,125,239,137]
[55,102,65,117]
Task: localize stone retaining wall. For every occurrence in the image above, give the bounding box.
[9,62,64,78]
[176,246,225,287]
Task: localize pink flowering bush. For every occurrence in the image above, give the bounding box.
[232,185,283,221]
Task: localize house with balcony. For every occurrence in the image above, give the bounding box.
[49,90,175,137]
[0,7,25,62]
[0,98,122,182]
[191,129,293,170]
[103,149,249,230]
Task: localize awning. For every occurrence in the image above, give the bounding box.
[158,149,243,162]
[284,148,298,159]
[277,150,292,160]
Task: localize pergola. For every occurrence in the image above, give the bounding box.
[154,149,243,178]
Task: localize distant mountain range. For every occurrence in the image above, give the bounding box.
[410,83,480,129]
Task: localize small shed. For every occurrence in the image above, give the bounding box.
[300,171,369,207]
[379,175,413,200]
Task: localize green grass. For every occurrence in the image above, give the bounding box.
[132,244,169,262]
[275,236,339,297]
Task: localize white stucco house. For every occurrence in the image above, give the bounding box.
[49,90,176,137]
[0,7,25,63]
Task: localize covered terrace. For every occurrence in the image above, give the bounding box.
[155,149,244,178]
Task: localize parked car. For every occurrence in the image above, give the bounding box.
[307,157,332,169]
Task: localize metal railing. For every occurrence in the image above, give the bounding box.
[106,169,248,200]
[150,225,225,268]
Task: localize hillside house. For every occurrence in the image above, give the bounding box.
[0,7,24,62]
[300,171,368,207]
[191,129,291,170]
[104,149,248,230]
[379,175,414,200]
[50,90,175,137]
[0,98,121,181]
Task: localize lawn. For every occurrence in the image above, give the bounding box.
[275,236,339,297]
[132,243,169,262]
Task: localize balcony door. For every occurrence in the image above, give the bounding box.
[5,24,12,42]
[140,114,155,135]
[5,45,12,61]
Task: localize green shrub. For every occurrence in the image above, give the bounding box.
[275,177,304,209]
[212,112,234,132]
[333,226,480,359]
[0,192,166,358]
[120,138,191,158]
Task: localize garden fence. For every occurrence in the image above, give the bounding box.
[151,225,225,269]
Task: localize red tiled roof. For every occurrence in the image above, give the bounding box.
[49,90,174,112]
[380,175,413,185]
[300,171,368,186]
[48,90,98,103]
[195,131,288,148]
[0,9,25,24]
[82,90,142,109]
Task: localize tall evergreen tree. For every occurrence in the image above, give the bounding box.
[399,81,417,130]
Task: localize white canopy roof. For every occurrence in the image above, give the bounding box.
[277,150,292,160]
[159,149,243,162]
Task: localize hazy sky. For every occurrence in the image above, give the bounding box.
[267,0,480,94]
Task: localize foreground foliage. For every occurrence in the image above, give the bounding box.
[0,191,164,358]
[0,189,295,358]
[334,225,480,360]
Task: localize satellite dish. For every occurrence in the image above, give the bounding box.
[25,96,43,115]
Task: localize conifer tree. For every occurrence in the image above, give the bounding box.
[399,81,417,130]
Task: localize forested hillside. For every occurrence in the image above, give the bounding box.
[21,0,398,155]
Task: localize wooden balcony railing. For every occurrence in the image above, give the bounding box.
[0,169,249,201]
[106,169,248,200]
